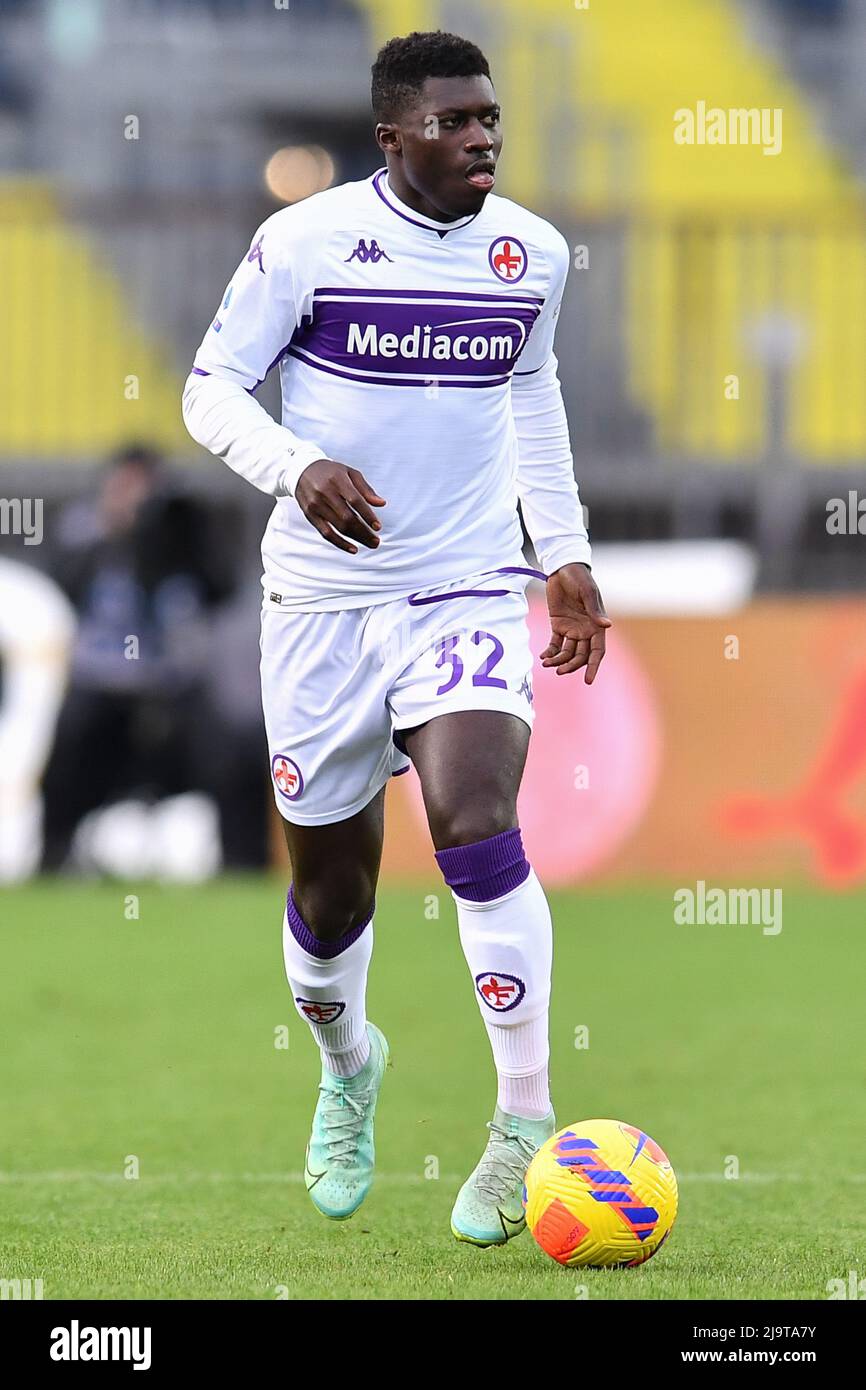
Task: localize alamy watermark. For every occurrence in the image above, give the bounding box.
[674,101,782,157]
[0,497,43,545]
[674,881,782,935]
[827,1269,865,1299]
[49,1321,151,1370]
[826,491,866,535]
[1,1275,44,1299]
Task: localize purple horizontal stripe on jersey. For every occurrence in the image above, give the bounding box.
[191,367,210,376]
[286,347,510,388]
[392,765,411,776]
[314,286,545,306]
[289,295,539,382]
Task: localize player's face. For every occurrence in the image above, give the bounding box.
[378,75,502,220]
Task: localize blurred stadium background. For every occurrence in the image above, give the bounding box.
[1,0,865,889]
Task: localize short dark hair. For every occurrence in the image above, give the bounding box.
[371,30,491,122]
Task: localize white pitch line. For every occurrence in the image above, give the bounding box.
[0,1171,863,1185]
[676,1172,862,1184]
[0,1171,452,1185]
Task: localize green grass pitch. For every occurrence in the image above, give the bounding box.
[0,878,863,1300]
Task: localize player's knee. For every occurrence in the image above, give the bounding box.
[293,874,376,943]
[431,799,518,852]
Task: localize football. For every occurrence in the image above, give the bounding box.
[522,1119,678,1267]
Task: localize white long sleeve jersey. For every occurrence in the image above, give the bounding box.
[183,167,591,611]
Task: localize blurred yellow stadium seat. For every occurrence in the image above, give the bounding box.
[0,178,187,458]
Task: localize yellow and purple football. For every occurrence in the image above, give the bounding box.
[522,1119,678,1267]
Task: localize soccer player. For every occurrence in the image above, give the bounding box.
[182,30,610,1247]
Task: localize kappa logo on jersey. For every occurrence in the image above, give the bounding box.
[475,971,526,1012]
[295,998,346,1024]
[344,238,394,264]
[247,234,265,273]
[488,236,528,284]
[272,753,304,801]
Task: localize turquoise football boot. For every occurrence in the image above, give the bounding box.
[303,1021,390,1220]
[451,1104,556,1246]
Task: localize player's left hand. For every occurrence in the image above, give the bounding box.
[540,563,611,684]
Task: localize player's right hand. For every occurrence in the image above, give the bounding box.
[294,460,386,554]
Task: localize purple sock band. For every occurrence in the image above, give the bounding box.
[286,883,374,960]
[434,827,530,902]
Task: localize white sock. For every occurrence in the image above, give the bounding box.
[493,1013,551,1118]
[281,891,373,1078]
[451,868,553,1120]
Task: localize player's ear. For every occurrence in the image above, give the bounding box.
[375,123,401,157]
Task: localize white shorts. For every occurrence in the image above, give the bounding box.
[260,566,540,825]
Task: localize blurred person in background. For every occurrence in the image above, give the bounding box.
[40,442,265,873]
[0,559,75,881]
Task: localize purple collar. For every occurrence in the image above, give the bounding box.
[371,168,482,239]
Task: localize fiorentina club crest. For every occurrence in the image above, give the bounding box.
[475,971,526,1012]
[295,998,346,1024]
[488,235,528,284]
[272,753,304,801]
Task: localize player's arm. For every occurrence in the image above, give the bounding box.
[511,235,610,683]
[181,221,384,553]
[511,350,592,575]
